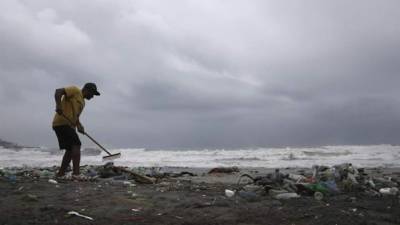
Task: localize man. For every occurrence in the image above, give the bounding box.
[52,83,100,180]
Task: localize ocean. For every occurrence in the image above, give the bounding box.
[1,145,400,168]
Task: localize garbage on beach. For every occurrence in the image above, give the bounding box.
[123,181,132,186]
[242,184,263,193]
[379,187,399,195]
[3,161,400,202]
[235,162,400,200]
[67,211,94,221]
[274,192,300,200]
[48,179,58,184]
[238,190,258,201]
[225,189,235,197]
[22,194,38,202]
[288,173,306,183]
[314,191,324,201]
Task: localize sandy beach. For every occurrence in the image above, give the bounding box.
[1,166,400,225]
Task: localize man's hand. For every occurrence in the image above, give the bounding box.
[77,123,85,134]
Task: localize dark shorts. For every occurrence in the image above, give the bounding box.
[53,125,81,150]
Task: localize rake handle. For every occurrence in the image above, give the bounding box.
[83,133,113,156]
[59,113,113,156]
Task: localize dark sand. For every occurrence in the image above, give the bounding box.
[1,167,400,225]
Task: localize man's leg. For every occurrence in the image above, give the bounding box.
[71,145,81,175]
[58,149,72,177]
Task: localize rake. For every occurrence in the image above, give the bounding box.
[61,114,121,161]
[83,132,121,161]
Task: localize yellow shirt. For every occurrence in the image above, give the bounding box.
[52,86,85,127]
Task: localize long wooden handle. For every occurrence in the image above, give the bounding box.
[84,133,113,156]
[60,113,112,156]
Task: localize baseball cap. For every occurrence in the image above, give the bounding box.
[83,82,100,96]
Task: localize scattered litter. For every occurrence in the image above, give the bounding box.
[127,184,136,194]
[288,173,306,183]
[131,193,138,198]
[314,191,324,201]
[269,189,289,197]
[379,187,398,195]
[233,163,400,202]
[67,211,94,221]
[123,181,132,186]
[238,190,258,201]
[22,194,38,202]
[48,179,58,184]
[242,184,263,192]
[225,189,235,197]
[3,161,400,206]
[274,192,300,200]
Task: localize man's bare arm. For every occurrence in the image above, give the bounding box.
[55,88,66,115]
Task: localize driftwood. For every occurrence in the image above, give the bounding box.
[208,167,239,174]
[115,167,156,184]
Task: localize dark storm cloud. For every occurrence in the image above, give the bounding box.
[1,0,400,148]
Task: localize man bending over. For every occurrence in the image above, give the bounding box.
[52,83,100,180]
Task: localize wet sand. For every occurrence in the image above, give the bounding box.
[1,167,400,225]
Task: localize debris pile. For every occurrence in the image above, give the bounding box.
[234,163,399,201]
[1,163,398,203]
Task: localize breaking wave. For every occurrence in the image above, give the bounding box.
[1,145,400,168]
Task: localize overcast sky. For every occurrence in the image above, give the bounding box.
[1,0,400,149]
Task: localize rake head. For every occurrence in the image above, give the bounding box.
[102,153,121,161]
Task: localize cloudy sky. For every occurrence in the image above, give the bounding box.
[1,0,400,149]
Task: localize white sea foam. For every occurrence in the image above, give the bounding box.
[1,145,400,168]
